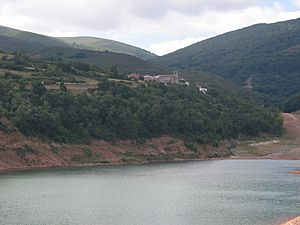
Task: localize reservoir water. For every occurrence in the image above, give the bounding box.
[0,160,299,225]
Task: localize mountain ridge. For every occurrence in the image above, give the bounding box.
[0,26,162,74]
[0,25,68,47]
[153,18,300,105]
[59,36,156,60]
[0,25,156,60]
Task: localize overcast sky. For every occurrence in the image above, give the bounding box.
[0,0,300,55]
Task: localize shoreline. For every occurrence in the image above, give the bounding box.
[1,112,300,175]
[0,156,299,175]
[279,216,300,225]
[0,158,208,174]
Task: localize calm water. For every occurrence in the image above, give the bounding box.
[0,160,299,225]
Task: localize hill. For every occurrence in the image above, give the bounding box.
[0,25,68,47]
[0,51,283,144]
[154,18,300,105]
[59,36,156,60]
[0,49,285,171]
[282,92,300,112]
[0,26,162,74]
[0,25,156,60]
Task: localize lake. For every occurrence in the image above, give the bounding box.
[0,160,299,225]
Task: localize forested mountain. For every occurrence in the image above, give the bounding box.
[154,18,300,105]
[59,36,156,60]
[0,30,162,74]
[0,51,283,145]
[0,25,67,47]
[0,25,155,60]
[1,80,282,144]
[282,92,300,112]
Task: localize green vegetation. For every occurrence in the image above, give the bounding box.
[0,25,155,60]
[0,34,284,148]
[0,25,68,47]
[282,92,300,112]
[0,25,161,74]
[154,18,300,106]
[59,36,156,60]
[0,121,14,134]
[0,67,283,144]
[82,147,93,158]
[0,34,162,74]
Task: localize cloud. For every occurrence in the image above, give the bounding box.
[0,0,299,55]
[0,0,266,32]
[294,0,300,8]
[146,3,300,55]
[149,37,208,56]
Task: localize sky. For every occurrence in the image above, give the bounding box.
[0,0,300,55]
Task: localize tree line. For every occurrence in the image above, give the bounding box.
[0,78,283,144]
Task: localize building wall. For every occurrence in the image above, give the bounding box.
[143,71,179,84]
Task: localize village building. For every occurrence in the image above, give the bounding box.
[129,71,189,85]
[179,78,189,86]
[143,71,179,84]
[128,73,142,80]
[143,75,154,81]
[199,86,208,94]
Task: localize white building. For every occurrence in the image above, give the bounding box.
[199,86,208,94]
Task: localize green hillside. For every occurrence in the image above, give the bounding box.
[0,51,283,144]
[0,24,267,95]
[154,18,300,105]
[59,36,156,60]
[0,25,67,47]
[282,92,300,112]
[0,32,162,75]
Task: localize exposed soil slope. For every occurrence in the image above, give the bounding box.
[0,117,232,173]
[1,113,299,173]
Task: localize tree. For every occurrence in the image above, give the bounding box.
[60,82,68,92]
[32,81,46,96]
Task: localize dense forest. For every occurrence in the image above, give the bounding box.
[0,45,284,147]
[0,76,283,145]
[282,92,300,113]
[154,18,300,106]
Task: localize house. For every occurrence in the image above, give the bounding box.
[199,86,208,94]
[144,71,179,84]
[128,73,141,80]
[179,78,189,86]
[143,75,154,81]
